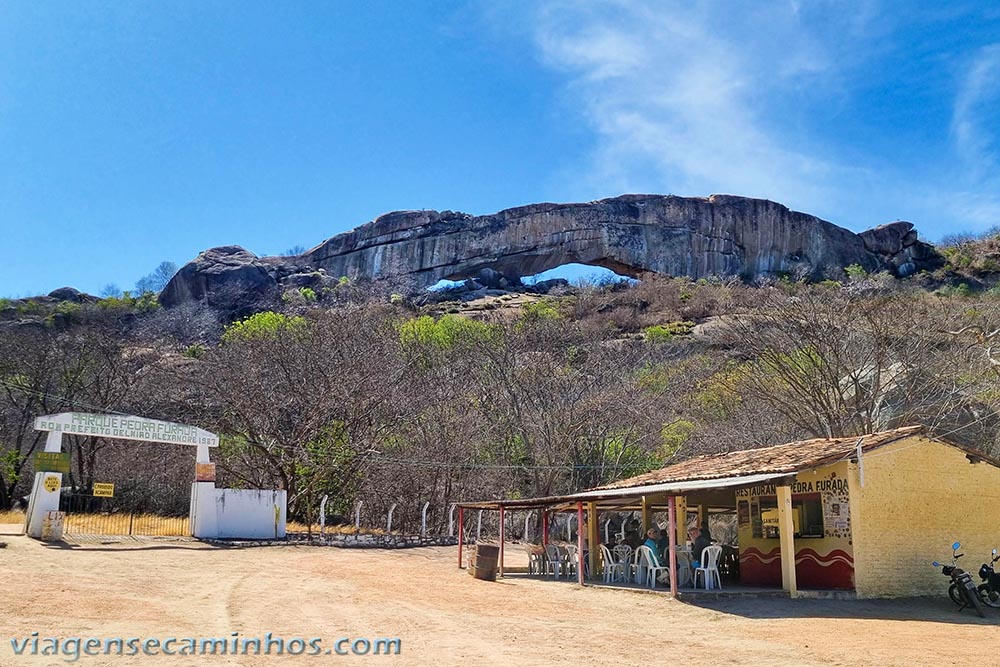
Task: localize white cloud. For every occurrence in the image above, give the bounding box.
[526,1,876,216]
[493,1,1000,234]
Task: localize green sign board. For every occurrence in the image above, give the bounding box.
[34,451,71,474]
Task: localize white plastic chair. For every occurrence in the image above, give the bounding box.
[636,545,671,589]
[675,550,693,587]
[564,544,581,578]
[694,545,723,590]
[544,544,566,579]
[525,544,545,575]
[600,544,625,583]
[611,544,633,583]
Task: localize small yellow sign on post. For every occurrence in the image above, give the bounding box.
[43,475,61,493]
[93,482,115,498]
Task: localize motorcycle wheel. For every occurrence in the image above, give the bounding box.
[964,584,987,618]
[948,583,966,607]
[977,584,1000,608]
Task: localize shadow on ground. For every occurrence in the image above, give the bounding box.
[688,595,1000,626]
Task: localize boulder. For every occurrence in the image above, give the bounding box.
[533,278,570,294]
[159,246,276,312]
[47,287,93,303]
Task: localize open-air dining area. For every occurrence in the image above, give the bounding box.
[457,426,1000,600]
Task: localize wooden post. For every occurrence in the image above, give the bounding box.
[697,503,707,532]
[667,495,678,596]
[587,501,599,578]
[499,505,505,578]
[641,495,652,533]
[541,508,549,548]
[675,496,688,546]
[457,506,464,569]
[576,501,585,585]
[776,485,797,596]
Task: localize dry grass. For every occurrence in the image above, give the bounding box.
[285,521,387,535]
[0,509,25,524]
[2,509,391,537]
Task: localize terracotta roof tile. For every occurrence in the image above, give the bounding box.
[593,425,926,490]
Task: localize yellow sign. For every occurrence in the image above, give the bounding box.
[43,475,61,493]
[93,482,115,498]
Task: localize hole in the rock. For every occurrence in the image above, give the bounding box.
[525,263,636,287]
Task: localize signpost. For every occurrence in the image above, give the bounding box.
[33,451,71,474]
[93,483,115,498]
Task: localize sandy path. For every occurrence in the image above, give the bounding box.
[1,535,996,666]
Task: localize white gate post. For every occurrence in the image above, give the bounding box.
[448,504,456,536]
[477,509,483,540]
[24,431,64,539]
[605,518,612,544]
[421,501,430,537]
[387,503,397,532]
[566,513,574,541]
[319,495,329,536]
[354,501,363,530]
[523,510,533,541]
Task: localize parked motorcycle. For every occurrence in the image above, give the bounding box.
[977,548,1000,608]
[933,541,985,618]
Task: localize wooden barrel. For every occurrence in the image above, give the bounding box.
[471,543,500,581]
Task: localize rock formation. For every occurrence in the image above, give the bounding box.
[303,194,941,289]
[161,194,944,307]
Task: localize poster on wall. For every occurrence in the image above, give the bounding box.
[737,499,750,528]
[750,499,762,538]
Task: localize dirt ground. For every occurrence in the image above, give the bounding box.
[0,530,997,667]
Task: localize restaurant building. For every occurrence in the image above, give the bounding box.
[458,425,1000,598]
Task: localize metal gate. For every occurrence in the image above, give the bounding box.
[60,486,191,537]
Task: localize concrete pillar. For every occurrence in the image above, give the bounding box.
[25,431,64,539]
[777,485,797,596]
[189,482,219,538]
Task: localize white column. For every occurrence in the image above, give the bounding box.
[25,432,64,539]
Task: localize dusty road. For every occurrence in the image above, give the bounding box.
[0,533,996,666]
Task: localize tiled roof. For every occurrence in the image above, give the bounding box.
[594,425,926,490]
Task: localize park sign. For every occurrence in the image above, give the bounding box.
[34,412,219,448]
[33,451,71,474]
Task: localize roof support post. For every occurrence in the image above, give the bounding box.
[777,484,797,597]
[576,501,585,586]
[499,505,505,578]
[541,508,549,549]
[457,506,464,569]
[668,495,678,597]
[587,501,599,578]
[675,496,687,546]
[641,495,652,534]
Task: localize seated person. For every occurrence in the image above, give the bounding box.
[688,526,713,568]
[623,529,643,549]
[656,525,670,556]
[643,528,670,583]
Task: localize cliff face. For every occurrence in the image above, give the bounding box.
[303,194,939,289]
[160,194,944,307]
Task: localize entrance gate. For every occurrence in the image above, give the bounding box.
[24,412,217,540]
[60,486,192,537]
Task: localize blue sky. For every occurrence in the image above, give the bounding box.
[1,2,998,296]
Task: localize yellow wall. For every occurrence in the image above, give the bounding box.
[850,435,1000,598]
[736,462,855,589]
